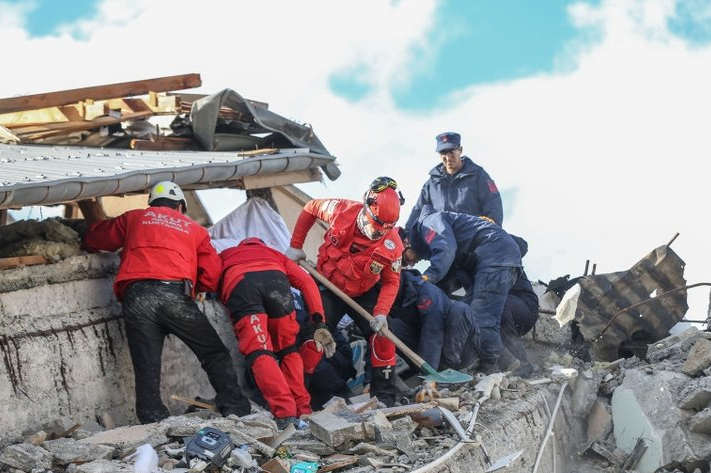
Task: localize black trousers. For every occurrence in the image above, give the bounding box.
[122,280,249,423]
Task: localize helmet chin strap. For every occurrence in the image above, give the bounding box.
[357,210,380,241]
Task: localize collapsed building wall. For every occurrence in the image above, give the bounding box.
[0,253,242,445]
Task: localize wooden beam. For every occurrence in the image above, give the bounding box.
[242,168,321,190]
[0,73,201,114]
[0,209,7,225]
[0,255,49,270]
[77,198,107,225]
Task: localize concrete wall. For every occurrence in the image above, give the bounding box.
[0,253,243,445]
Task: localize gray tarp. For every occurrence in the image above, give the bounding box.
[190,89,340,180]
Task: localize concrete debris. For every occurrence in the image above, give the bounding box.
[683,338,711,376]
[3,249,711,472]
[0,443,53,471]
[678,377,711,410]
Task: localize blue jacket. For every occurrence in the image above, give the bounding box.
[391,271,475,370]
[410,208,521,284]
[405,156,503,232]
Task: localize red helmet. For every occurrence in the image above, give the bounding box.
[363,187,401,228]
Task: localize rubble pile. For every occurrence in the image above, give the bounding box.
[0,218,85,261]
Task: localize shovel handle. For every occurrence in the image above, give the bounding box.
[298,260,428,369]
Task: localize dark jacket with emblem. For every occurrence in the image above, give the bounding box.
[405,156,503,232]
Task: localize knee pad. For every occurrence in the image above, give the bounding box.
[370,334,396,368]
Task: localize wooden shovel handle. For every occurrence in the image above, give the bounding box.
[298,260,427,369]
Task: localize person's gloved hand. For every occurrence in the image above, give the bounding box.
[370,314,388,334]
[313,323,336,358]
[285,246,306,262]
[414,380,441,403]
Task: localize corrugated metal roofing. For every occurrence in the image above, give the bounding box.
[0,143,336,209]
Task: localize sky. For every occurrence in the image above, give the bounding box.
[2,0,711,319]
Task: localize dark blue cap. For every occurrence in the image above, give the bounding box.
[435,132,461,152]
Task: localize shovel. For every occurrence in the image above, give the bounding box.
[299,261,472,384]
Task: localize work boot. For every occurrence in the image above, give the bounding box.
[477,361,500,375]
[275,416,300,431]
[370,366,398,407]
[512,361,536,379]
[498,346,520,373]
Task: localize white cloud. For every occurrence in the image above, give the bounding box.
[1,0,709,316]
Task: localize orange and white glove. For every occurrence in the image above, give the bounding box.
[415,381,441,403]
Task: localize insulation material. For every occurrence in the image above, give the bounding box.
[571,244,688,361]
[209,197,291,253]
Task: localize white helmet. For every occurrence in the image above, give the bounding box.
[148,181,187,211]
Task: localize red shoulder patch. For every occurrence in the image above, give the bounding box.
[487,180,498,193]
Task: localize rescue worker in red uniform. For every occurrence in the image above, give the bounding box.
[82,181,251,424]
[219,237,335,430]
[285,177,405,406]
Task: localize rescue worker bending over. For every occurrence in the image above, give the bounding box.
[220,238,335,430]
[404,206,521,374]
[82,181,251,424]
[389,269,477,373]
[285,177,405,406]
[388,269,478,401]
[293,289,356,410]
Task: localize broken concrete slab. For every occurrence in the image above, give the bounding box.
[677,377,711,410]
[646,326,705,364]
[308,411,369,448]
[683,338,711,376]
[611,368,711,472]
[43,437,114,466]
[77,422,168,457]
[0,442,53,471]
[571,369,602,418]
[688,407,711,434]
[586,398,612,443]
[66,459,134,472]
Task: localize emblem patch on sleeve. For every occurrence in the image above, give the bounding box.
[384,239,395,250]
[370,261,384,274]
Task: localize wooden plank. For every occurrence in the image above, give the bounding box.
[0,255,49,270]
[16,111,155,141]
[130,136,199,151]
[0,73,202,114]
[242,168,321,190]
[77,199,107,225]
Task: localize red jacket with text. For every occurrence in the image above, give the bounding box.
[82,206,222,300]
[219,239,324,317]
[290,199,404,315]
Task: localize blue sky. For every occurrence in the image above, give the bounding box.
[2,0,711,319]
[332,0,598,110]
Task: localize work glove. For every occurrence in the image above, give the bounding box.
[415,380,441,403]
[369,314,388,334]
[313,323,336,359]
[285,246,306,262]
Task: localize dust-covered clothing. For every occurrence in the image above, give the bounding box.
[82,205,249,424]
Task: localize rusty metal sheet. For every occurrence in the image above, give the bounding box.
[574,245,688,361]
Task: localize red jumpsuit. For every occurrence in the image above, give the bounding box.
[220,238,324,418]
[290,199,404,369]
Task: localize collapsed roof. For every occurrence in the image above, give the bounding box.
[0,73,340,212]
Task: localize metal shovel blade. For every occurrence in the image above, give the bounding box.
[420,364,473,384]
[485,449,524,472]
